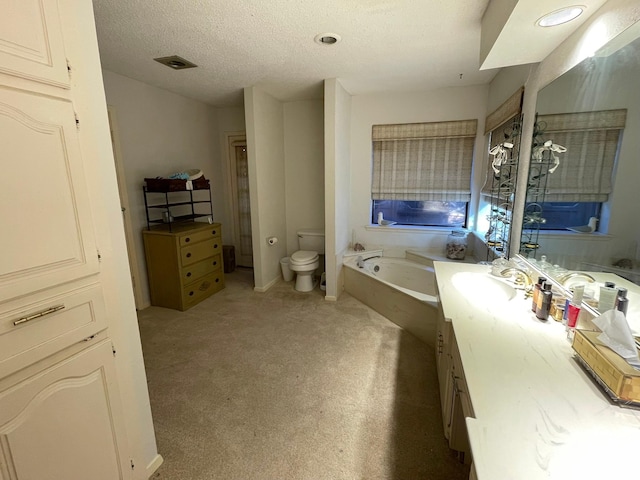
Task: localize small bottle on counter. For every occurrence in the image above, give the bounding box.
[566,284,585,330]
[531,276,547,313]
[536,282,553,320]
[598,284,618,312]
[617,288,629,316]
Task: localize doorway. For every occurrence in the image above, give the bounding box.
[227,134,253,268]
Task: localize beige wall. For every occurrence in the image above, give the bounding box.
[244,86,288,291]
[284,100,325,254]
[102,70,220,307]
[324,79,352,299]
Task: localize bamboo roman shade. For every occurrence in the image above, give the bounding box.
[484,87,524,135]
[371,119,478,202]
[536,109,626,202]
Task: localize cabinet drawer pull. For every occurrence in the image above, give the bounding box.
[214,244,218,249]
[212,261,217,266]
[186,272,192,277]
[215,278,219,283]
[185,237,191,243]
[14,304,65,326]
[186,252,192,258]
[212,230,217,235]
[189,291,194,296]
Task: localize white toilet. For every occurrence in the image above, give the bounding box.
[289,228,325,292]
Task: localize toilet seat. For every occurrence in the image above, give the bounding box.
[290,250,319,266]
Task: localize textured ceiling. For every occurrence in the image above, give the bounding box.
[91,0,603,107]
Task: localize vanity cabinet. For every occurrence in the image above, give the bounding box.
[436,303,473,463]
[143,223,225,310]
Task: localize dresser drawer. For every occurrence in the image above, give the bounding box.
[182,271,225,308]
[180,239,222,266]
[180,254,222,284]
[179,225,221,247]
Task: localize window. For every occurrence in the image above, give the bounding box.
[371,120,477,227]
[524,202,600,230]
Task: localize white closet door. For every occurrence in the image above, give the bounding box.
[0,87,100,303]
[0,341,129,480]
[0,0,70,87]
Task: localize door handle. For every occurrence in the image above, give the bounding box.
[14,305,65,326]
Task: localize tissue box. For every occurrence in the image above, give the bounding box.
[573,330,640,403]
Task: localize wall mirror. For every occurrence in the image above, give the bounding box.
[518,28,640,320]
[520,28,640,278]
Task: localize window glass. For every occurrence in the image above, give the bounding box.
[372,200,467,227]
[524,202,600,231]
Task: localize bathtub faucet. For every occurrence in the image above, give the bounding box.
[356,255,381,268]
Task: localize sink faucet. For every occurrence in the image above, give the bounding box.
[500,267,534,295]
[556,271,596,287]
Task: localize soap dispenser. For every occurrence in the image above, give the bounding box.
[535,282,553,320]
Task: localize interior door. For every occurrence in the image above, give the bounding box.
[107,106,144,309]
[229,139,253,267]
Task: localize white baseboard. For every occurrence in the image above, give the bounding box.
[145,453,163,478]
[253,276,280,292]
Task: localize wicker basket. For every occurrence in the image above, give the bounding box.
[144,177,209,192]
[573,329,640,404]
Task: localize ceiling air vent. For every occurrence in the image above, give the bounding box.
[153,55,197,70]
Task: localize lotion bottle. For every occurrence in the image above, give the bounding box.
[598,285,618,312]
[617,288,629,316]
[566,284,585,330]
[536,282,553,320]
[531,276,547,312]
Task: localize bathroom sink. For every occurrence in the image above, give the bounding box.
[451,271,517,303]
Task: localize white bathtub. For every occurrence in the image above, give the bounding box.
[344,255,439,347]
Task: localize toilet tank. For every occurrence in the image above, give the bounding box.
[297,228,325,254]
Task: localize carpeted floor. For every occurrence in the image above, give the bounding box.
[139,267,470,480]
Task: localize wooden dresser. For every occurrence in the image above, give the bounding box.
[143,223,225,310]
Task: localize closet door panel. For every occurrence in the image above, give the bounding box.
[0,87,99,303]
[0,341,128,480]
[0,0,70,88]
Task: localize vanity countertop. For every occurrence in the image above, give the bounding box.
[434,261,640,480]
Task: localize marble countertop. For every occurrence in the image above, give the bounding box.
[434,261,640,480]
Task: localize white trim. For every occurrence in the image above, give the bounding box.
[324,295,338,302]
[145,454,164,477]
[253,276,280,292]
[106,106,144,310]
[365,224,452,234]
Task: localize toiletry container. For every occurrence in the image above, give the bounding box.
[446,230,468,260]
[289,228,325,292]
[617,288,629,315]
[531,277,547,312]
[536,282,553,320]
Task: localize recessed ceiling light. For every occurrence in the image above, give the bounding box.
[314,33,341,45]
[537,6,585,27]
[153,55,198,70]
